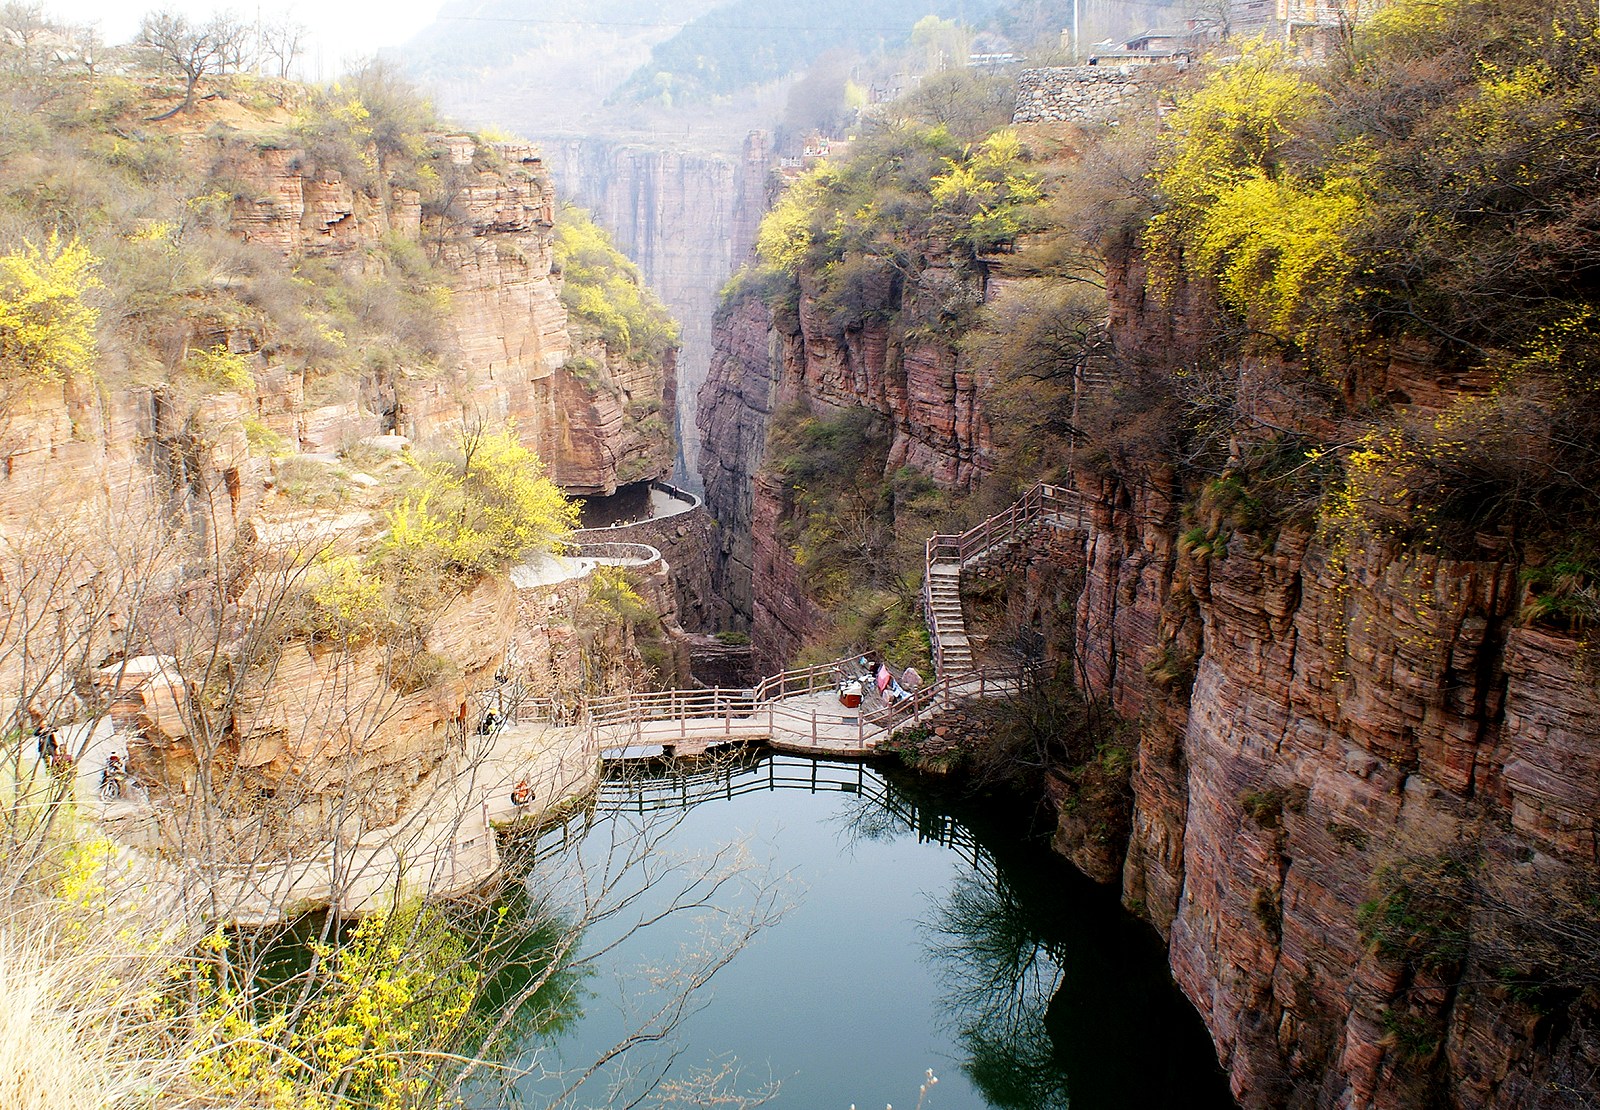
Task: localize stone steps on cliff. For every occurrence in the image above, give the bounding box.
[925,555,975,676]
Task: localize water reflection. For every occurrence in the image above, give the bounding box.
[835,771,1234,1110]
[931,870,1070,1110]
[487,753,1231,1109]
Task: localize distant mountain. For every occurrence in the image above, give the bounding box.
[397,0,731,136]
[611,0,1004,103]
[403,0,711,81]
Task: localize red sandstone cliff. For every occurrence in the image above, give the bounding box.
[697,239,1600,1106]
[210,132,672,494]
[698,262,994,665]
[0,109,676,828]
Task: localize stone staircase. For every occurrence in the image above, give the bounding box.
[923,482,1087,680]
[925,559,974,674]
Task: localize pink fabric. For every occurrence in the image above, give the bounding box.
[876,664,891,693]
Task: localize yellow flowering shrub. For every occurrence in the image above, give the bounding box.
[0,235,101,384]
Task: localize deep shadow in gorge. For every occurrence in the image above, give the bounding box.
[859,768,1237,1109]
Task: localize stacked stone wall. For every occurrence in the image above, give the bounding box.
[1012,65,1172,125]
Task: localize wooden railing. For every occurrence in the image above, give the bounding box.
[508,657,864,743]
[924,482,1082,570]
[587,686,751,727]
[923,481,1084,679]
[861,667,1022,731]
[751,658,854,703]
[492,482,1086,750]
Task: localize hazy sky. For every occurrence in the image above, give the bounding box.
[43,0,447,78]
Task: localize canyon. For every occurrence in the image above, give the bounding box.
[696,186,1600,1110]
[4,14,1596,1107]
[541,131,773,489]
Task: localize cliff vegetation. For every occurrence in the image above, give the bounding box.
[0,18,703,1110]
[708,116,1043,665]
[701,0,1600,1103]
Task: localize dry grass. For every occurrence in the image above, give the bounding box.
[0,935,108,1110]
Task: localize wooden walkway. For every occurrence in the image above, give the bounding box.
[86,482,1088,924]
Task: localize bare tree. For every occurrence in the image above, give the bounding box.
[0,435,789,1108]
[136,9,230,121]
[0,1,50,73]
[209,12,254,75]
[258,13,306,79]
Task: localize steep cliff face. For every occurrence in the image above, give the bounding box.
[213,134,672,494]
[983,259,1600,1105]
[0,107,675,828]
[544,132,771,489]
[699,214,1599,1110]
[698,296,779,634]
[1041,470,1599,1107]
[698,270,995,660]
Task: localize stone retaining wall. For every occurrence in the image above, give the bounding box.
[572,489,717,634]
[1012,65,1175,125]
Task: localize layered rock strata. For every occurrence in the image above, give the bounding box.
[214,134,672,494]
[0,125,675,832]
[699,227,1600,1104]
[983,381,1600,1105]
[698,268,994,658]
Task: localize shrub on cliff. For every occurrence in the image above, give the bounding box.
[379,428,579,590]
[0,234,99,386]
[1046,0,1600,599]
[554,206,678,363]
[0,57,463,397]
[755,123,1043,286]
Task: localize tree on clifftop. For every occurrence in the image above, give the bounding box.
[137,10,231,121]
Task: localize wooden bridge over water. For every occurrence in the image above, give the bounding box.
[510,480,1088,759]
[91,482,1089,923]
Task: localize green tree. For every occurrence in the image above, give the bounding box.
[554,207,679,361]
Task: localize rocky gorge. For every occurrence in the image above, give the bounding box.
[694,48,1600,1106]
[0,83,680,836]
[543,132,774,488]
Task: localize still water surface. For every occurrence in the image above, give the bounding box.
[496,752,1234,1109]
